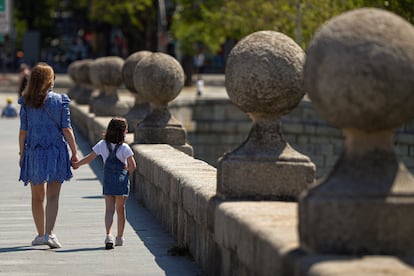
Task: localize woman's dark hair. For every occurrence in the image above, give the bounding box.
[104,117,128,144]
[23,62,54,108]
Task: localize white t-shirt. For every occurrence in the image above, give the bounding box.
[92,140,134,165]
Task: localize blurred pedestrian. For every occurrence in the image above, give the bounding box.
[17,63,30,97]
[1,97,18,118]
[194,51,205,77]
[196,76,204,96]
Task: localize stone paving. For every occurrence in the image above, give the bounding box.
[0,74,204,275]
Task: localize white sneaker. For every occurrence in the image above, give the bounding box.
[46,234,62,249]
[31,235,46,246]
[105,234,114,250]
[115,236,124,246]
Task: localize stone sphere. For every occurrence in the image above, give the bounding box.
[67,60,82,83]
[89,56,124,88]
[89,59,102,88]
[304,8,414,132]
[225,31,305,117]
[133,52,184,106]
[122,51,152,93]
[75,59,93,85]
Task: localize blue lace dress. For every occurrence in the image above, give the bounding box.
[19,91,73,185]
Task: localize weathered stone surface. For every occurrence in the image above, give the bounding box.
[225,31,305,117]
[304,8,414,132]
[89,56,132,116]
[133,52,189,146]
[122,51,152,131]
[67,60,82,100]
[300,8,414,255]
[218,30,315,199]
[218,158,315,200]
[76,59,93,86]
[73,59,93,104]
[134,52,184,107]
[67,60,80,83]
[122,51,152,94]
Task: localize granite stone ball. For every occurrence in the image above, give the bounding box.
[225,30,305,117]
[122,51,152,93]
[89,56,124,89]
[67,60,82,84]
[89,59,102,88]
[133,52,184,106]
[75,59,93,85]
[304,8,414,132]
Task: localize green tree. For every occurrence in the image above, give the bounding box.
[171,0,367,84]
[89,0,157,52]
[171,0,368,54]
[14,0,60,47]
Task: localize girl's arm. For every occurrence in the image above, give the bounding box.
[127,156,137,175]
[18,129,27,167]
[73,152,98,169]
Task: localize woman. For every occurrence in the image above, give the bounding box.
[18,63,78,248]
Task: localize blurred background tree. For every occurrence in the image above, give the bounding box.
[89,0,157,54]
[9,0,414,76]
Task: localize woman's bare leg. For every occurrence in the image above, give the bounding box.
[45,180,61,235]
[30,183,46,236]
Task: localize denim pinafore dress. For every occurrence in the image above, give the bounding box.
[103,142,130,196]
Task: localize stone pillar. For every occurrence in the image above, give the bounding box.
[133,52,192,155]
[122,51,152,132]
[89,56,132,116]
[299,8,414,255]
[74,59,94,105]
[217,30,315,200]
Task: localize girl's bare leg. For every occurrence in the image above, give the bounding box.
[115,196,127,238]
[30,183,46,236]
[105,195,116,235]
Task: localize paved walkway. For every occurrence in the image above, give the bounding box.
[0,82,204,275]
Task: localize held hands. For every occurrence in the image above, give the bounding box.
[71,155,80,170]
[71,161,80,170]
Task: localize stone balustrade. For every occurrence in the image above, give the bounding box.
[73,59,93,105]
[68,7,414,275]
[218,30,315,200]
[89,56,133,116]
[122,51,152,132]
[299,7,414,256]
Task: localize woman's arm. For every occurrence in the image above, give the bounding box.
[19,129,27,167]
[62,127,79,163]
[127,156,137,175]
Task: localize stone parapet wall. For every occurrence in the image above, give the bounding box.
[170,98,414,178]
[70,102,414,275]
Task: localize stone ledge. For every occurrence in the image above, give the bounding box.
[215,201,298,275]
[215,201,414,275]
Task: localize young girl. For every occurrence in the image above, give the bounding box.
[73,117,136,249]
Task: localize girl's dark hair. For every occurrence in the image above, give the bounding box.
[104,117,128,144]
[23,62,54,108]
